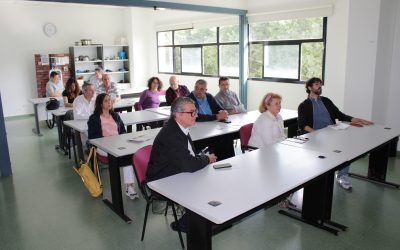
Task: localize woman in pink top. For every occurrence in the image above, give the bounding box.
[88,93,138,200]
[138,76,163,109]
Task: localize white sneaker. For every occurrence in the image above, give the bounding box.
[126,185,139,200]
[336,176,352,191]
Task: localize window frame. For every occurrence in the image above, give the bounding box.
[156,17,327,83]
[248,17,327,84]
[157,27,240,79]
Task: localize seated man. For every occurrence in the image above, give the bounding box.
[214,76,246,114]
[88,67,103,89]
[298,77,373,190]
[73,82,96,120]
[72,81,96,149]
[147,97,217,232]
[96,74,120,103]
[188,79,228,122]
[46,71,63,97]
[165,75,190,105]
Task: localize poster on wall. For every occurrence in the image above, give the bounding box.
[40,54,49,65]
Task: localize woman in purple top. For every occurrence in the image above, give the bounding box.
[138,77,163,109]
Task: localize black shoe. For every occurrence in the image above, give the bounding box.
[170,221,186,233]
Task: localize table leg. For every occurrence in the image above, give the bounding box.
[55,116,67,154]
[103,154,132,223]
[74,130,84,162]
[279,169,347,235]
[32,104,42,136]
[349,141,400,188]
[187,209,212,250]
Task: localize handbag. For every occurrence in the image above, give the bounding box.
[46,98,60,110]
[73,147,103,197]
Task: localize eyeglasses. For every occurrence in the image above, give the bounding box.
[179,110,198,117]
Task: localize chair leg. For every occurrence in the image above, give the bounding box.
[164,202,169,216]
[171,203,185,249]
[141,201,151,241]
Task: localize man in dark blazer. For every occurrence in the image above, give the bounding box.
[147,97,217,182]
[298,77,373,190]
[147,97,217,233]
[188,79,229,121]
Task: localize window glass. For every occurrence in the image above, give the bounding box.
[263,45,299,79]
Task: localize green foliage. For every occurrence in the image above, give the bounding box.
[175,28,217,45]
[249,17,323,41]
[219,25,239,42]
[203,46,218,75]
[301,42,324,80]
[174,47,181,73]
[249,44,263,78]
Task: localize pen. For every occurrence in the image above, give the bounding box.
[200,146,209,154]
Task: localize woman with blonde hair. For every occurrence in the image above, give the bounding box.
[248,92,285,148]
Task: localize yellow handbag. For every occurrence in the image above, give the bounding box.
[74,147,103,198]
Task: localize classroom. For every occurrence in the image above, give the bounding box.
[1,0,400,249]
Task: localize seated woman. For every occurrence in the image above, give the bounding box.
[88,93,138,200]
[138,77,163,109]
[249,92,285,148]
[62,78,82,107]
[249,93,294,208]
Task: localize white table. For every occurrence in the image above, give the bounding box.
[50,107,73,153]
[86,110,298,223]
[64,110,169,164]
[29,97,63,136]
[148,143,348,249]
[146,106,171,116]
[90,128,161,223]
[280,123,400,188]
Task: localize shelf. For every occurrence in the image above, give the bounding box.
[103,45,129,47]
[75,60,102,64]
[76,72,94,75]
[104,71,129,74]
[73,45,102,48]
[104,59,129,62]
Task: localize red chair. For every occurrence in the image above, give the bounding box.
[132,145,185,249]
[239,123,258,153]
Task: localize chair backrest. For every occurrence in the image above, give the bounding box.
[239,123,253,147]
[132,145,153,187]
[134,102,142,111]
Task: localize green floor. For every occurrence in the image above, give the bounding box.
[1,116,400,250]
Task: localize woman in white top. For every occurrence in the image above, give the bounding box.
[248,92,285,148]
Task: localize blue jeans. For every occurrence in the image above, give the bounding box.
[337,163,350,178]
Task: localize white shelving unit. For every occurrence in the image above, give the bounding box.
[69,44,130,89]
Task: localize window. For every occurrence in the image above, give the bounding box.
[157,26,239,77]
[157,17,326,82]
[249,17,327,82]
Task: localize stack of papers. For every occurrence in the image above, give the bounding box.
[329,123,350,130]
[129,134,154,142]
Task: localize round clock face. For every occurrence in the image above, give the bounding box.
[43,22,57,37]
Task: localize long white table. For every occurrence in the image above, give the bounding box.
[148,143,348,249]
[88,110,298,222]
[29,97,63,136]
[281,123,400,187]
[64,110,169,164]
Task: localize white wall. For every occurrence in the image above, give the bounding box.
[0,1,127,117]
[384,1,400,133]
[343,0,380,119]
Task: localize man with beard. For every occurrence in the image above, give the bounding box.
[298,77,372,190]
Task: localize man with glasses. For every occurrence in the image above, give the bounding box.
[147,97,217,232]
[215,76,246,114]
[147,96,217,182]
[189,79,229,121]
